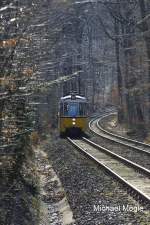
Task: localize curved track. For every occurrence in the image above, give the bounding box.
[89,114,150,157]
[67,137,150,205]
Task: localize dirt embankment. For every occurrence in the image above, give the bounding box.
[34,138,75,225]
[0,141,39,225]
[0,132,75,225]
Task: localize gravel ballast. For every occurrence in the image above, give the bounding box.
[45,134,150,225]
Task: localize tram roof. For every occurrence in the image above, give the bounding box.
[60,95,86,101]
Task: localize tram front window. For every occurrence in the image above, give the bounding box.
[79,103,87,116]
[68,103,78,117]
[64,102,78,116]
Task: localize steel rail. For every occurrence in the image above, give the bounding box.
[98,113,150,148]
[67,137,150,204]
[83,137,150,176]
[89,116,150,156]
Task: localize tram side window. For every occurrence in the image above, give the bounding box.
[60,103,63,116]
[64,102,68,116]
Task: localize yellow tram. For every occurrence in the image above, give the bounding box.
[58,94,88,137]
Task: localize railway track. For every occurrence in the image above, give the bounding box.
[67,137,150,205]
[99,113,150,148]
[89,114,150,156]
